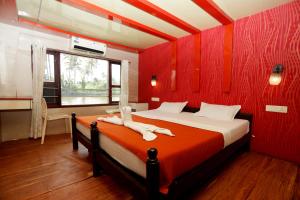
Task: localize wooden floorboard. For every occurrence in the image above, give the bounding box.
[0,134,298,200]
[189,153,272,200]
[293,168,300,200]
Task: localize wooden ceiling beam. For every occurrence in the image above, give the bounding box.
[58,0,176,41]
[123,0,201,34]
[192,0,233,25]
[18,18,142,53]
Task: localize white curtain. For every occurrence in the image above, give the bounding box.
[119,60,129,108]
[30,44,46,139]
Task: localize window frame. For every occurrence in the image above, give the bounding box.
[43,49,121,108]
[109,61,121,104]
[43,50,61,108]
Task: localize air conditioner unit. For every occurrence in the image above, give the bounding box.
[70,36,107,56]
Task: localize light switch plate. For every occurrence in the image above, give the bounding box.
[151,97,160,102]
[266,105,288,113]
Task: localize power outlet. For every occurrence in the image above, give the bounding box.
[151,97,160,102]
[266,105,288,113]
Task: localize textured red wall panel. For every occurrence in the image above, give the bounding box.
[171,41,177,91]
[192,33,201,92]
[138,1,300,163]
[223,23,233,92]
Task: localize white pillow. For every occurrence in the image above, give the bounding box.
[194,102,241,121]
[157,101,188,113]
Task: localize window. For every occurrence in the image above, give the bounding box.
[111,63,121,102]
[43,51,60,107]
[43,50,121,107]
[44,54,55,82]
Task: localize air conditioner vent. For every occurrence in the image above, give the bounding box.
[70,37,107,56]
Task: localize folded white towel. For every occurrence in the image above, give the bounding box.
[154,128,174,136]
[128,121,174,137]
[97,116,123,125]
[124,121,157,141]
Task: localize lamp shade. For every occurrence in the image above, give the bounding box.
[269,64,283,85]
[151,75,157,86]
[269,73,282,85]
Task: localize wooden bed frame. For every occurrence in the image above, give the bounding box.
[71,107,253,200]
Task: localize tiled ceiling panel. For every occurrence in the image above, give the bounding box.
[213,0,295,20]
[16,0,167,49]
[149,0,221,30]
[86,0,189,37]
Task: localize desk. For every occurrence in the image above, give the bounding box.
[0,98,32,111]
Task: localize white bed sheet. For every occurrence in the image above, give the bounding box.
[76,110,250,178]
[133,110,250,147]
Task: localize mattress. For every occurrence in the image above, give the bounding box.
[76,122,147,177]
[76,110,250,178]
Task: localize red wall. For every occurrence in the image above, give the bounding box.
[139,1,300,164]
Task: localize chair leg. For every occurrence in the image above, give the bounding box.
[41,119,47,144]
[69,118,72,138]
[64,118,69,134]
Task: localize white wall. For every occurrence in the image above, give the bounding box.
[0,22,139,142]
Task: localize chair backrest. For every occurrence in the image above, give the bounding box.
[41,98,48,119]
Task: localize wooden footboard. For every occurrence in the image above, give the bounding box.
[71,111,253,200]
[91,121,160,199]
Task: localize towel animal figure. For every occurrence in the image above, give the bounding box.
[120,106,132,121]
[97,107,174,141]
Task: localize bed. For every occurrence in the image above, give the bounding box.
[71,106,253,200]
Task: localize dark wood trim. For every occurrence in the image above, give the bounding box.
[0,97,32,100]
[146,148,160,200]
[57,52,62,106]
[108,61,112,105]
[72,107,253,200]
[71,112,78,150]
[0,109,32,112]
[91,121,101,176]
[71,113,92,151]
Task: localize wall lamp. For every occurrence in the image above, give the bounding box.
[151,75,157,86]
[269,64,283,85]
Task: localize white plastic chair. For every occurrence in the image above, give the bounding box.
[41,98,72,144]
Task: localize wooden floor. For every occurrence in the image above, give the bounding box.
[0,134,299,200]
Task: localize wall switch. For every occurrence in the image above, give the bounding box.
[151,97,160,102]
[266,105,288,113]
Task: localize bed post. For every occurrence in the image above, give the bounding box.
[90,121,101,177]
[146,148,160,200]
[71,112,78,150]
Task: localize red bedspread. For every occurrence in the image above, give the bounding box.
[77,115,224,193]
